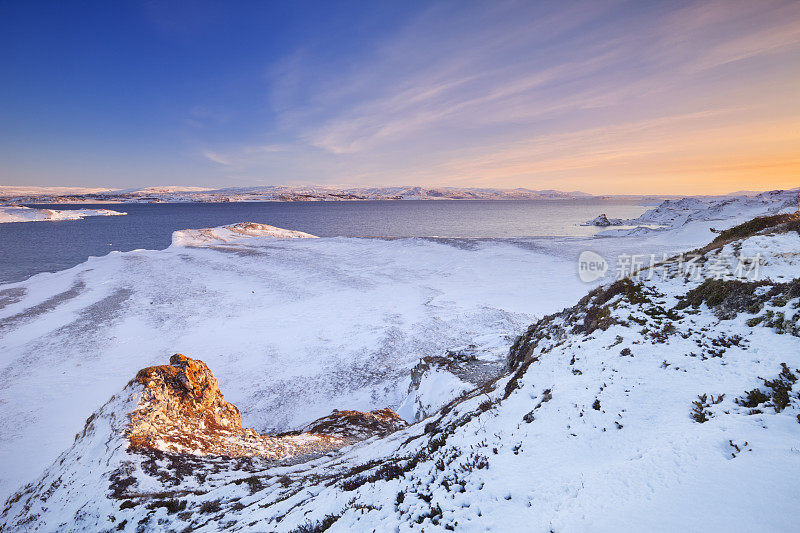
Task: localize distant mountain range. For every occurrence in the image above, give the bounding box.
[1,185,796,204]
[0,185,596,203]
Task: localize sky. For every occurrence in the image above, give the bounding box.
[0,0,798,195]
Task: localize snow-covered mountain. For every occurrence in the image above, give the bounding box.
[0,186,114,197]
[2,212,798,531]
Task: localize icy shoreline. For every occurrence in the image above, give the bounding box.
[0,205,127,223]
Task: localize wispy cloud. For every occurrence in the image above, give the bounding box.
[202,151,232,165]
[199,0,800,193]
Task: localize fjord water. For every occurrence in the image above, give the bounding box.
[0,199,647,284]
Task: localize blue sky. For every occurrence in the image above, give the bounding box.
[1,0,798,193]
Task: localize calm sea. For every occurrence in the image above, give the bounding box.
[0,200,648,284]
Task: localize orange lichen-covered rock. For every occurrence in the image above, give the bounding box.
[132,353,242,432]
[125,354,405,459]
[127,354,340,457]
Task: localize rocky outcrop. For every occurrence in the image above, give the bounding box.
[0,354,409,532]
[408,347,504,389]
[131,354,241,437]
[300,408,406,440]
[585,213,623,227]
[125,354,402,457]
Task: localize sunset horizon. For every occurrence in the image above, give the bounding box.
[2,1,798,194]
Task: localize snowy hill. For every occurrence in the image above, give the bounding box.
[2,213,798,532]
[601,189,799,234]
[171,222,318,247]
[0,354,405,531]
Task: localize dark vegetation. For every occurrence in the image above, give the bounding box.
[146,499,186,513]
[709,212,800,248]
[690,394,724,423]
[507,278,659,371]
[675,278,799,323]
[736,364,799,413]
[290,513,342,533]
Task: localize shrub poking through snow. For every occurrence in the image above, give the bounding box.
[735,364,799,413]
[710,212,800,247]
[691,395,712,423]
[691,395,723,423]
[291,513,342,533]
[738,389,769,408]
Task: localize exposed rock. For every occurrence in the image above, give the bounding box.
[585,213,623,227]
[410,348,504,388]
[399,346,505,421]
[126,354,403,457]
[300,408,406,440]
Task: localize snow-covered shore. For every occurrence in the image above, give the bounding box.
[0,229,585,503]
[0,205,126,223]
[583,189,799,234]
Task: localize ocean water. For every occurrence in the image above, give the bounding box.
[0,199,648,284]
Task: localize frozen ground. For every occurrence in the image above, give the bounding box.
[0,191,796,507]
[0,231,576,501]
[0,205,126,223]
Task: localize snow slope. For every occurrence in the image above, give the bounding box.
[2,214,799,532]
[0,205,126,223]
[396,367,472,422]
